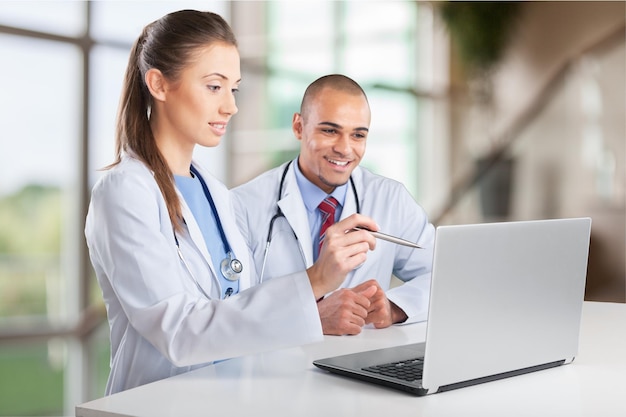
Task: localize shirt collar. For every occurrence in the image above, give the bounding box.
[293,157,348,213]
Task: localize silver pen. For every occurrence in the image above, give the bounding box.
[353,227,423,249]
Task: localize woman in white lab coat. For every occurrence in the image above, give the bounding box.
[85,10,377,395]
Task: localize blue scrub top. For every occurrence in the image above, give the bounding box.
[175,174,239,298]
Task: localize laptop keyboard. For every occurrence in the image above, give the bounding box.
[362,357,424,382]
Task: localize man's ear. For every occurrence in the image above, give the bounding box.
[292,113,303,140]
[145,68,167,102]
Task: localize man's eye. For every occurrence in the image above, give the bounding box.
[322,129,336,134]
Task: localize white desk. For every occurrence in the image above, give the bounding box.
[76,301,626,417]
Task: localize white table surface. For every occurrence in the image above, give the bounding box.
[76,301,626,417]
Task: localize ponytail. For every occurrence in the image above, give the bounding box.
[109,10,237,232]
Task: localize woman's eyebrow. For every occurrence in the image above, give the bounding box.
[202,73,242,83]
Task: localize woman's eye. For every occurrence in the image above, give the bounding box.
[231,87,239,94]
[207,85,221,92]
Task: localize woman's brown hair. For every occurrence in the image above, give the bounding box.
[110,10,237,231]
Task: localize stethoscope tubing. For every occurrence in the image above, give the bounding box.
[259,160,360,283]
[174,165,242,298]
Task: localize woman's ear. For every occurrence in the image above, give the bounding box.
[145,68,167,102]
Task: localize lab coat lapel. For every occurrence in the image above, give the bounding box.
[341,166,361,219]
[177,191,219,296]
[179,200,205,258]
[277,165,314,267]
[338,166,361,285]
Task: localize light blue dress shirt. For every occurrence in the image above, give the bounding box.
[293,159,348,261]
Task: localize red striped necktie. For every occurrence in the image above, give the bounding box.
[318,196,339,256]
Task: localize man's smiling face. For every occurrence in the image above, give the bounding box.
[293,87,371,194]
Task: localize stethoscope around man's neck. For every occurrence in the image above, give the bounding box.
[259,160,360,282]
[174,165,243,298]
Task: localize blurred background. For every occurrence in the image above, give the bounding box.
[0,1,623,415]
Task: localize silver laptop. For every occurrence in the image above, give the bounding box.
[313,217,592,395]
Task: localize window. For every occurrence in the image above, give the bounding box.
[0,2,229,414]
[233,1,440,203]
[0,28,83,417]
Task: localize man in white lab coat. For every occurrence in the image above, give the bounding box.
[232,74,435,335]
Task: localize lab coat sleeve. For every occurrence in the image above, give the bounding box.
[369,179,435,324]
[87,167,322,367]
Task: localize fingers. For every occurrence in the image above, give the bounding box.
[330,214,378,251]
[308,217,379,298]
[318,289,372,335]
[320,216,377,266]
[335,213,380,234]
[352,279,382,295]
[317,283,404,334]
[355,281,393,328]
[359,285,378,300]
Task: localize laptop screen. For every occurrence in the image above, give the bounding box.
[422,218,591,391]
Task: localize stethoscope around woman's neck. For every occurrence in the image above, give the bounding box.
[259,160,360,282]
[174,165,242,298]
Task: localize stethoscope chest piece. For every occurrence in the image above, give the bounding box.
[221,251,243,281]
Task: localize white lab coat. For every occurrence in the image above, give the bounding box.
[232,160,435,324]
[85,154,322,395]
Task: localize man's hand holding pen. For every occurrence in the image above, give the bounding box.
[306,214,377,300]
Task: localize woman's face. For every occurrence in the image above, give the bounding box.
[154,42,241,153]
